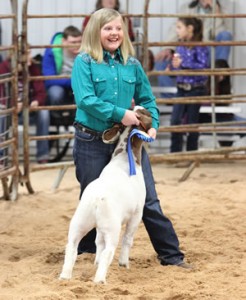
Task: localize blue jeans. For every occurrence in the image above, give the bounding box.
[155,30,232,98]
[73,128,184,265]
[214,31,232,61]
[155,60,177,98]
[171,87,207,152]
[19,110,50,161]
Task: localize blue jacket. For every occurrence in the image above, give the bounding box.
[42,32,71,89]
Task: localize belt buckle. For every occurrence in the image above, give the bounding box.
[178,83,191,91]
[184,83,191,91]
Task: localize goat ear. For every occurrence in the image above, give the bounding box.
[135,109,152,132]
[102,124,122,144]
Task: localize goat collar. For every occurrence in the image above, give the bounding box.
[127,129,154,176]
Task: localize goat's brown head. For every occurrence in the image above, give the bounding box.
[134,106,152,133]
[130,106,153,166]
[102,106,152,145]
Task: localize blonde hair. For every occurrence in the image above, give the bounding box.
[80,8,135,64]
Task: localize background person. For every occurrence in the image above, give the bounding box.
[155,0,232,98]
[170,17,209,153]
[0,49,50,164]
[42,25,82,107]
[82,0,135,41]
[199,59,246,147]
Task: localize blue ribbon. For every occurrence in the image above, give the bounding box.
[127,129,154,176]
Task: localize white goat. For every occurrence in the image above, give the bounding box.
[59,106,153,283]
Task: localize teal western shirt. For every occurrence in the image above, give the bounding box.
[72,49,159,132]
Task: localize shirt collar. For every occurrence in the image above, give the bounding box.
[103,48,123,64]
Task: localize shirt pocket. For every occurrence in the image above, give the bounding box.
[92,75,107,95]
[122,76,136,96]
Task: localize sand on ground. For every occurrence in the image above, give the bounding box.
[0,162,245,299]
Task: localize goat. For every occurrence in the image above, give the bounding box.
[59,106,153,284]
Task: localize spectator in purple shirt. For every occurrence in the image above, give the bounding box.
[155,0,232,98]
[170,17,209,153]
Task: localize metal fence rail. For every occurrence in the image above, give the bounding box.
[1,0,246,199]
[0,0,19,200]
[142,0,246,173]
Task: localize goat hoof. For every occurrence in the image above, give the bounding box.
[94,277,106,284]
[59,273,71,280]
[119,262,129,268]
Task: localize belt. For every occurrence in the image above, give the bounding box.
[73,122,103,138]
[177,83,206,91]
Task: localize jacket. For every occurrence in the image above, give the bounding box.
[42,32,71,89]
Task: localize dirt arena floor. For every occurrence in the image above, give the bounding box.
[0,161,245,299]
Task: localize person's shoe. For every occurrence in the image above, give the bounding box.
[37,159,49,164]
[159,258,194,269]
[176,261,194,269]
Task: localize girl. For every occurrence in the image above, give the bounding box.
[155,0,231,99]
[71,8,191,268]
[170,17,209,152]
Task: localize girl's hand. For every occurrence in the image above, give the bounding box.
[155,48,174,62]
[121,110,140,126]
[121,110,157,139]
[17,102,23,113]
[172,53,182,68]
[30,100,39,107]
[147,127,157,139]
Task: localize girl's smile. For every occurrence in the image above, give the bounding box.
[100,16,123,55]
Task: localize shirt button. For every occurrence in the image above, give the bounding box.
[115,77,117,80]
[111,65,115,68]
[96,78,99,81]
[115,92,117,95]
